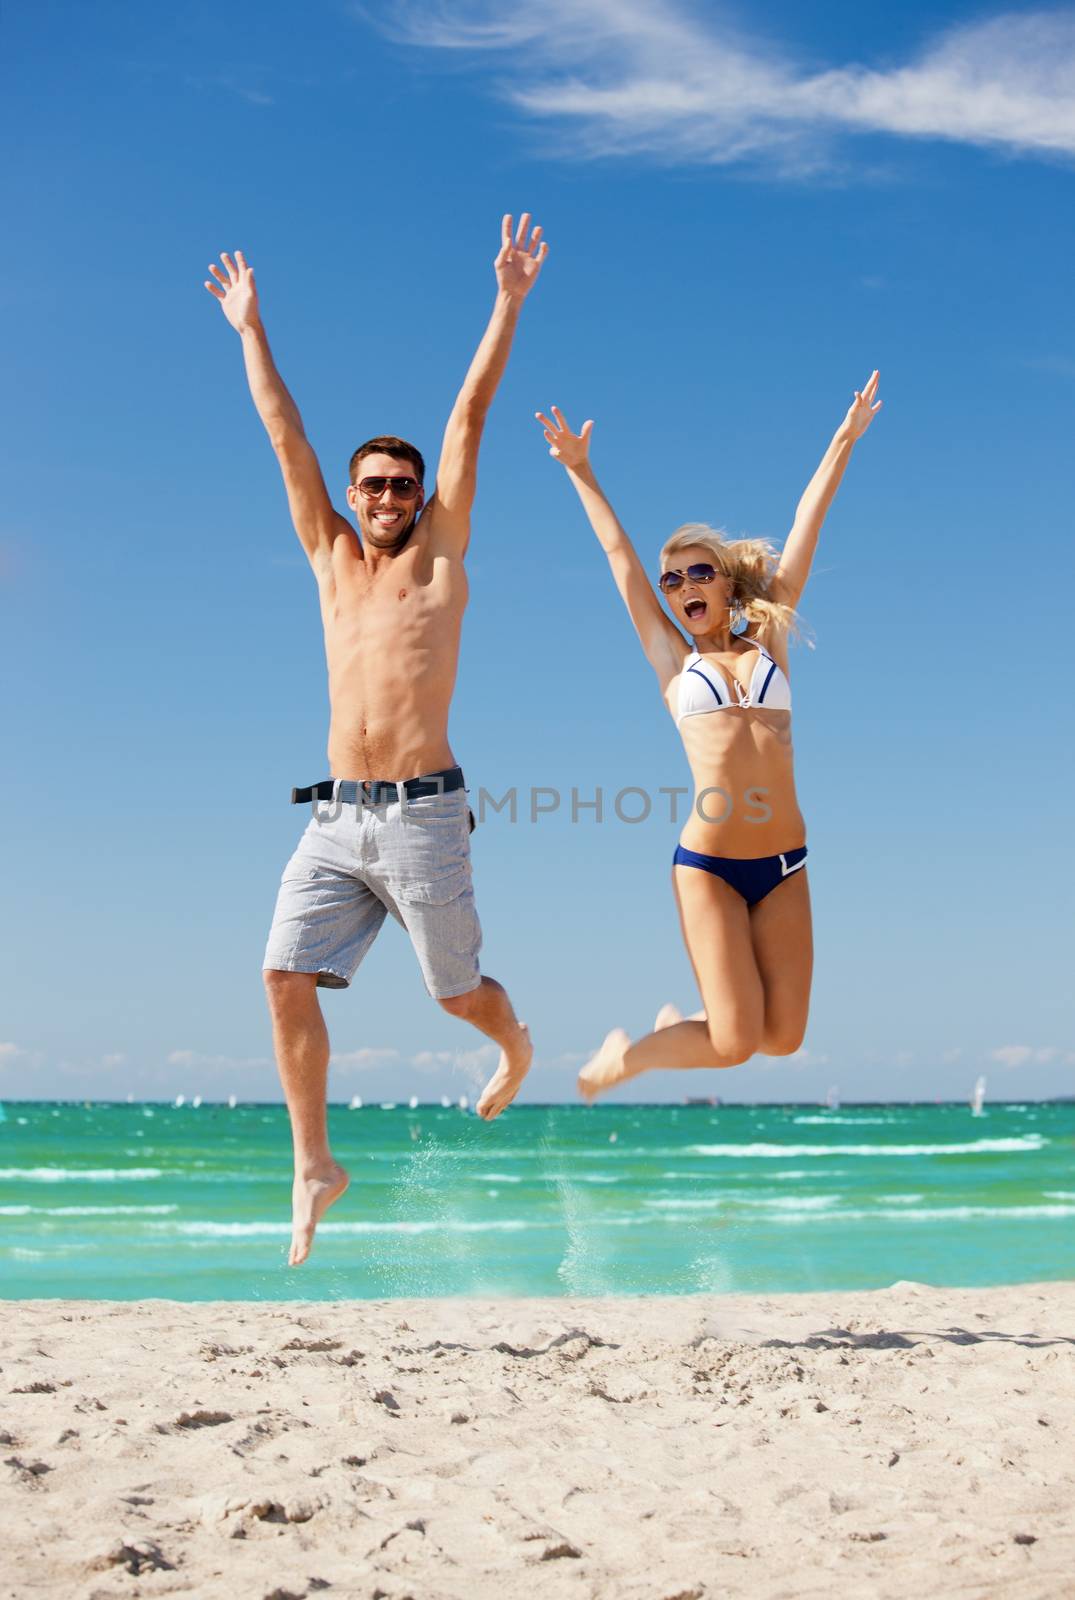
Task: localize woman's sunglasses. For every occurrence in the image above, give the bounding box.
[357,475,422,501]
[658,562,723,594]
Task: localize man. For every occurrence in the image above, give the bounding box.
[205,215,543,1265]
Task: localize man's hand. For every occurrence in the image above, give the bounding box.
[205,250,261,334]
[205,248,348,573]
[494,213,548,302]
[840,370,882,441]
[535,406,594,472]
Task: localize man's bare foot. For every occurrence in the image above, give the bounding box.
[654,1003,683,1031]
[288,1161,350,1266]
[577,1027,633,1103]
[476,1024,533,1120]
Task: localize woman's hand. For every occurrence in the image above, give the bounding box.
[840,370,882,440]
[535,406,594,470]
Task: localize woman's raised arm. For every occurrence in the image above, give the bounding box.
[771,371,882,611]
[536,408,686,688]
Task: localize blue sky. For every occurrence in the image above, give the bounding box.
[2,0,1073,1104]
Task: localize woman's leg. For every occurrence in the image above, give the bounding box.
[578,865,764,1099]
[750,869,813,1054]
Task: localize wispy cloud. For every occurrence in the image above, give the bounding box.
[746,1045,829,1073]
[375,2,1075,173]
[787,1047,830,1066]
[331,1046,402,1071]
[412,1043,497,1088]
[184,73,275,107]
[166,1048,272,1072]
[990,1043,1075,1068]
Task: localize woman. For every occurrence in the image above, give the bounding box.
[535,374,881,1099]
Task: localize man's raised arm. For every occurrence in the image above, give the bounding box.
[428,214,548,558]
[205,251,351,577]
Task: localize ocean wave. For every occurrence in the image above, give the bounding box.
[645,1195,840,1213]
[770,1204,1075,1224]
[147,1217,540,1238]
[657,1167,850,1181]
[0,1204,178,1217]
[0,1167,166,1182]
[687,1137,1046,1159]
[792,1116,896,1125]
[471,1173,522,1183]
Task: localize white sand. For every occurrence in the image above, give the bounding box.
[2,1282,1073,1599]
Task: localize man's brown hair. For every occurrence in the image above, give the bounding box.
[348,436,426,486]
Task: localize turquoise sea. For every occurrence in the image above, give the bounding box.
[1,1101,1072,1300]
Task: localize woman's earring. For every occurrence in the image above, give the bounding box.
[729,597,747,635]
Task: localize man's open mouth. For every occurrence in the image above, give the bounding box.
[684,598,707,621]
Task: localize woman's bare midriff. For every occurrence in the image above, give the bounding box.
[674,707,805,858]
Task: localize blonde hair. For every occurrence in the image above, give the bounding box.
[659,523,801,641]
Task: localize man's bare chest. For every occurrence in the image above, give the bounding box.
[322,564,467,662]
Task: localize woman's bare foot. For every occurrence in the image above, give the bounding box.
[655,1004,706,1031]
[476,1024,533,1120]
[654,1003,683,1031]
[288,1161,350,1266]
[577,1027,633,1103]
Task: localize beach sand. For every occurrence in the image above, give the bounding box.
[2,1282,1072,1599]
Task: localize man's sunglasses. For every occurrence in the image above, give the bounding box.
[658,562,724,594]
[357,475,422,501]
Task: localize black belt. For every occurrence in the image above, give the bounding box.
[291,766,465,806]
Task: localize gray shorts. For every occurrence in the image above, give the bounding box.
[263,787,482,999]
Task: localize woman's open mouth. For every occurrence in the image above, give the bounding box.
[684,597,707,621]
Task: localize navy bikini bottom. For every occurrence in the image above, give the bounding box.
[673,843,808,908]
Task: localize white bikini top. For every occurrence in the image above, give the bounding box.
[677,637,792,724]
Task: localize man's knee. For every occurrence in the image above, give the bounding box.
[437,984,482,1020]
[264,968,319,1014]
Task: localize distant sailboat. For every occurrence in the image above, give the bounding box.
[440,1095,451,1109]
[408,1095,419,1110]
[825,1085,840,1111]
[970,1075,987,1116]
[192,1094,202,1109]
[348,1094,363,1110]
[227,1093,237,1109]
[174,1094,186,1108]
[458,1094,469,1111]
